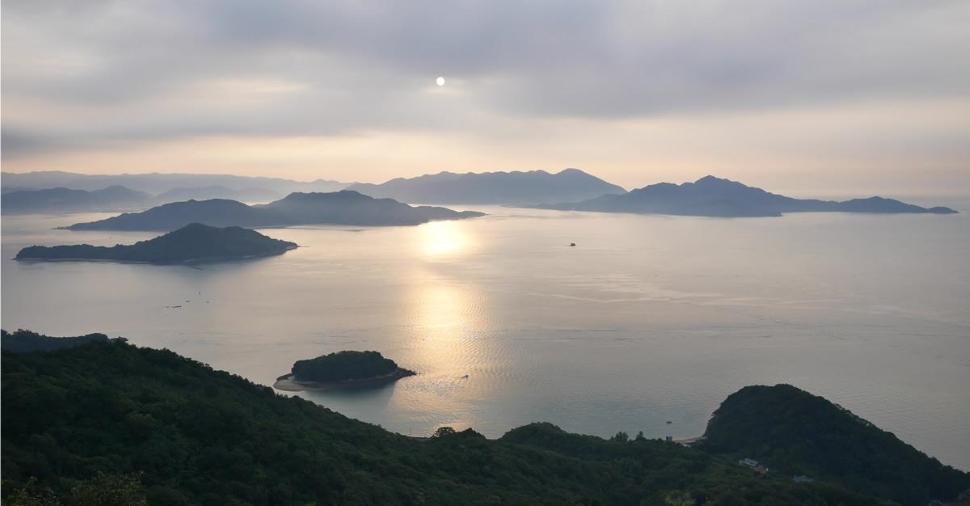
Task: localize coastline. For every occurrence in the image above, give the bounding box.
[274,367,416,392]
[13,244,298,265]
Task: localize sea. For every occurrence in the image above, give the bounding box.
[3,201,969,470]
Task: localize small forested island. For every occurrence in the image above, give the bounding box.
[275,350,416,391]
[15,223,296,264]
[3,331,969,505]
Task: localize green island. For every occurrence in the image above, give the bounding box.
[15,223,297,264]
[2,330,968,506]
[274,350,416,392]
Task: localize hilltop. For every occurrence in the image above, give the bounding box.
[701,384,970,505]
[348,168,626,205]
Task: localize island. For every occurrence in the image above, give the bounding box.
[15,223,297,264]
[274,350,416,391]
[64,190,485,231]
[536,175,958,217]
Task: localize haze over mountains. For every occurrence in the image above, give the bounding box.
[1,186,152,214]
[2,170,957,218]
[348,168,626,204]
[1,171,348,198]
[66,190,484,231]
[539,175,957,217]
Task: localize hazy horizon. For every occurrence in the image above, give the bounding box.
[6,167,970,201]
[3,1,969,196]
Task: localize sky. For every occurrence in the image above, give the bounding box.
[2,0,969,195]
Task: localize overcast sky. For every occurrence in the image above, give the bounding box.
[3,0,969,194]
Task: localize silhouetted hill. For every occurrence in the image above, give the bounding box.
[702,384,970,504]
[1,335,880,505]
[541,175,958,217]
[16,223,296,264]
[1,329,110,353]
[66,191,484,231]
[260,190,485,225]
[349,168,625,204]
[1,186,151,214]
[66,199,280,231]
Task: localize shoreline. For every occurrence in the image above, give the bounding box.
[273,367,416,392]
[13,244,298,265]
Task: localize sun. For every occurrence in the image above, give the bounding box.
[435,76,446,87]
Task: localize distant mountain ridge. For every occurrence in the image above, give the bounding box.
[66,190,484,231]
[348,168,626,204]
[1,186,152,214]
[1,170,349,196]
[539,175,957,217]
[16,223,297,264]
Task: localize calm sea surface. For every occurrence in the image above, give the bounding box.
[3,203,969,470]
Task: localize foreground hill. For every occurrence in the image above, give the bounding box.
[1,186,152,214]
[702,384,970,505]
[16,224,296,264]
[66,191,484,231]
[348,168,626,205]
[1,335,885,506]
[540,175,957,217]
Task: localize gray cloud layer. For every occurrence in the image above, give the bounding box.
[3,0,969,158]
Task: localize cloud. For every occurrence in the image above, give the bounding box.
[2,0,969,179]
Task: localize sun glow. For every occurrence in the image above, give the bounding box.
[418,221,472,258]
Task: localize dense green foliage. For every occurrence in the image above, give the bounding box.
[2,338,882,506]
[702,384,970,504]
[291,350,410,383]
[1,330,109,353]
[16,223,296,264]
